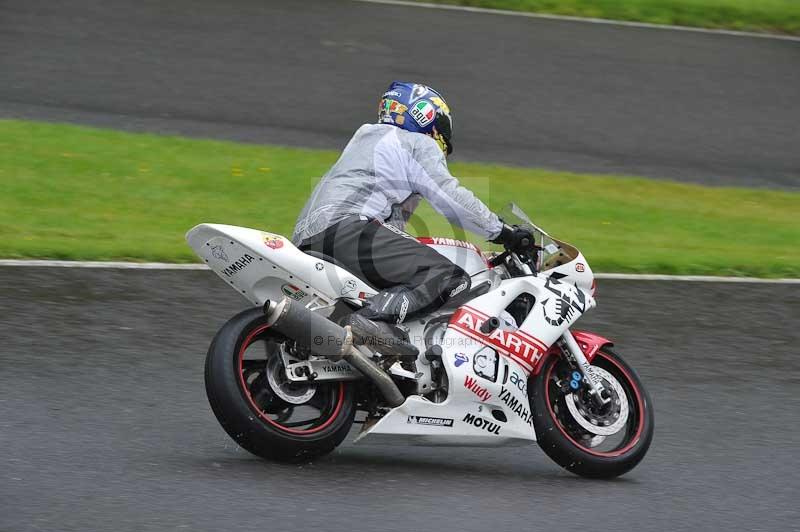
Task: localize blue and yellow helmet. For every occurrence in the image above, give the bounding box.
[378,81,453,155]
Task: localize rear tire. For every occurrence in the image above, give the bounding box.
[205,307,356,462]
[530,348,654,479]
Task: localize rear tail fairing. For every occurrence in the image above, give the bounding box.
[186,224,376,307]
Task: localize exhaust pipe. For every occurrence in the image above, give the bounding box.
[264,298,405,407]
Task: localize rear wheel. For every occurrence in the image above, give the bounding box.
[205,307,356,462]
[530,348,654,478]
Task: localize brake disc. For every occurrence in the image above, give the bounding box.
[266,355,316,405]
[564,366,629,436]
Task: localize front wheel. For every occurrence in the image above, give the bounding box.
[205,307,356,462]
[530,347,654,479]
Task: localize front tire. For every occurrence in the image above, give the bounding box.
[205,307,356,462]
[530,348,654,479]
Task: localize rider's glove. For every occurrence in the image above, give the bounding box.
[493,224,535,253]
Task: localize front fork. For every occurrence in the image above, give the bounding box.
[559,330,611,406]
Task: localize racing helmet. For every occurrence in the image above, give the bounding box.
[377,81,453,155]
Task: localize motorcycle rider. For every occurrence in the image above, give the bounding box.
[292,81,533,332]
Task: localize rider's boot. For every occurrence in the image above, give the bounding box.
[339,291,413,352]
[338,287,423,357]
[341,271,471,354]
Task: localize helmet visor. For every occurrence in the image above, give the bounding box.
[434,111,453,155]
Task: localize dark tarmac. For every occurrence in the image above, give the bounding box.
[2,1,799,529]
[1,0,799,187]
[2,266,798,531]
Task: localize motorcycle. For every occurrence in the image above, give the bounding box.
[187,204,653,478]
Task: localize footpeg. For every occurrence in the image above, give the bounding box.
[388,362,423,380]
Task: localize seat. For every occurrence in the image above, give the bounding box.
[302,250,353,273]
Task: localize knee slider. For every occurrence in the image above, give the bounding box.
[442,269,471,300]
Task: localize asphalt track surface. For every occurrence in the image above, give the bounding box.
[1,0,799,188]
[1,266,798,532]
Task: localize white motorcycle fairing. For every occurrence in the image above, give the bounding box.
[186,223,377,309]
[355,274,596,447]
[191,202,652,479]
[187,223,600,449]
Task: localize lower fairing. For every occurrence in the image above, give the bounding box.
[353,393,537,447]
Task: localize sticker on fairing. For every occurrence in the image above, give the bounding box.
[473,348,498,382]
[282,284,307,301]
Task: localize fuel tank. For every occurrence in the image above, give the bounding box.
[416,237,490,276]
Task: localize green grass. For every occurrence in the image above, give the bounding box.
[1,119,798,277]
[422,0,800,35]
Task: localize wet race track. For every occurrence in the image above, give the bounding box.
[1,267,798,531]
[1,0,799,188]
[2,0,800,529]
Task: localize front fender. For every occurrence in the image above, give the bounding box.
[531,330,613,375]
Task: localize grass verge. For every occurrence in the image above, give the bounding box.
[419,0,800,35]
[1,119,798,277]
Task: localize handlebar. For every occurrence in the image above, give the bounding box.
[489,246,539,275]
[488,250,510,268]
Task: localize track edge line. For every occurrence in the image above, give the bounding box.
[1,259,798,283]
[353,0,800,42]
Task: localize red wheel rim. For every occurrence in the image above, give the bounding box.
[545,351,645,457]
[237,324,345,435]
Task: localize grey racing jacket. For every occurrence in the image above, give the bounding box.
[291,124,503,245]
